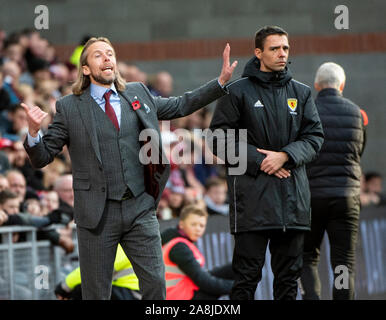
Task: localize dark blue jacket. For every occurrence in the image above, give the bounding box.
[306,88,366,198]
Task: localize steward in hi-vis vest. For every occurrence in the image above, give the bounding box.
[161,205,234,300]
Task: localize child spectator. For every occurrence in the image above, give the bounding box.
[161,204,234,300]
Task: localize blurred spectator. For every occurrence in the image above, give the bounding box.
[2,40,24,66]
[128,64,147,83]
[157,188,173,220]
[0,189,74,252]
[361,172,386,206]
[0,173,9,191]
[0,189,21,215]
[0,104,28,141]
[1,60,22,104]
[193,136,219,186]
[49,63,70,89]
[17,83,35,106]
[42,157,67,190]
[0,139,44,190]
[11,140,44,189]
[0,190,49,239]
[148,71,173,97]
[203,177,229,216]
[168,185,185,218]
[24,197,42,216]
[0,139,12,173]
[29,58,51,87]
[52,174,74,224]
[117,61,130,82]
[40,190,60,216]
[184,186,204,207]
[9,140,28,168]
[6,169,27,204]
[0,68,12,111]
[185,109,206,130]
[53,174,74,208]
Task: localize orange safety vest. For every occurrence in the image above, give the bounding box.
[162,236,205,300]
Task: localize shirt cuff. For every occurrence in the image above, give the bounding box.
[217,78,229,93]
[27,133,41,147]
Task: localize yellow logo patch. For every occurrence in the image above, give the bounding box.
[287,98,298,112]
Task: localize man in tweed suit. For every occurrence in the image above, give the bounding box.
[22,37,237,300]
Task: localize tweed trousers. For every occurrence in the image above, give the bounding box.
[76,191,165,300]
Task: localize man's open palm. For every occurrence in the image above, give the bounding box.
[218,43,238,86]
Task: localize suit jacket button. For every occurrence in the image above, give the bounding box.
[101,187,106,192]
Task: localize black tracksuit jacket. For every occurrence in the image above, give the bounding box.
[210,57,324,233]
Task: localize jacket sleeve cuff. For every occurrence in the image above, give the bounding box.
[27,133,41,147]
[280,147,297,168]
[216,78,229,94]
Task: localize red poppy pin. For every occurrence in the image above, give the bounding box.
[132,100,141,110]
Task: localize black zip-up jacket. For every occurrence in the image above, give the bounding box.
[306,88,366,198]
[161,227,233,296]
[210,57,324,233]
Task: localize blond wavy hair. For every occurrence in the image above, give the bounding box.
[72,37,126,95]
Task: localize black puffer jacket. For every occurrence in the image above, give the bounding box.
[210,57,324,233]
[306,88,365,198]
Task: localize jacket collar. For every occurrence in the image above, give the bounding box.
[241,56,292,87]
[317,88,343,98]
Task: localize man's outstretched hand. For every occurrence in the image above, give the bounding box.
[218,43,238,86]
[21,103,48,137]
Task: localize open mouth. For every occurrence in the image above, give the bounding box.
[101,66,113,73]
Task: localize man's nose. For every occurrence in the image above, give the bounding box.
[278,48,287,57]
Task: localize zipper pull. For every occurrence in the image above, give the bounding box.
[283,225,286,232]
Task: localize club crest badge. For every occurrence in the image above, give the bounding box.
[287,98,298,114]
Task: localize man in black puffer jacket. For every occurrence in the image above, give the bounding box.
[300,62,367,300]
[209,26,324,300]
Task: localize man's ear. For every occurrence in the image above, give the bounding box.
[82,65,90,76]
[254,48,262,60]
[339,81,345,93]
[314,82,321,92]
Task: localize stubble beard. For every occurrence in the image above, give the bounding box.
[91,72,116,86]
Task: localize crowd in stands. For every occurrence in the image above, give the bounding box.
[0,28,384,252]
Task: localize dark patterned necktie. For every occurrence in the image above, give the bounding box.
[103,90,119,131]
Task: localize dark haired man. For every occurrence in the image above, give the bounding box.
[210,26,324,299]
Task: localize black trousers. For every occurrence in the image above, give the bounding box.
[231,230,304,300]
[300,196,360,300]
